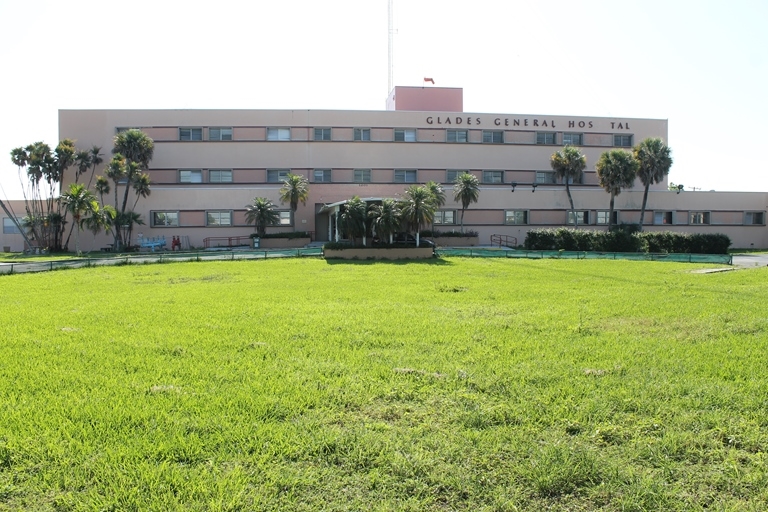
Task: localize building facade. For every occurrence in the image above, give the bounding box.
[2,88,766,253]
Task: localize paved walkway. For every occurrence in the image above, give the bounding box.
[731,253,768,268]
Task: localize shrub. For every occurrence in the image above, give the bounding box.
[421,229,479,238]
[526,229,731,254]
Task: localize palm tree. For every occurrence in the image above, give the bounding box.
[82,204,116,245]
[400,185,436,247]
[112,129,154,215]
[424,180,445,236]
[633,138,673,228]
[339,196,368,245]
[74,150,91,184]
[596,150,639,228]
[86,146,104,189]
[94,176,110,207]
[132,173,152,209]
[61,183,98,255]
[279,173,310,214]
[453,172,480,233]
[550,146,587,227]
[245,197,280,238]
[105,155,126,210]
[368,198,400,244]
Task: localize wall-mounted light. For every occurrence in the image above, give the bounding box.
[510,182,517,193]
[676,184,684,194]
[531,183,538,193]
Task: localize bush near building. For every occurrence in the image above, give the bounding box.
[524,228,730,254]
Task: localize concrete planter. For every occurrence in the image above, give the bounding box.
[259,237,311,249]
[324,247,434,260]
[430,236,479,247]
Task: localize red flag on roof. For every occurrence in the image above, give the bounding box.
[424,77,435,84]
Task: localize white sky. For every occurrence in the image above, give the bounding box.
[1,0,766,200]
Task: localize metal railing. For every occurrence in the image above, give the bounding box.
[490,234,518,248]
[203,236,253,249]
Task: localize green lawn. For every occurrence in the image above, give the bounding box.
[1,258,766,511]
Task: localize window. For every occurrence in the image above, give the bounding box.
[267,169,291,183]
[354,128,371,141]
[267,127,291,141]
[567,211,590,225]
[354,169,371,183]
[536,132,556,145]
[116,127,140,134]
[483,170,504,184]
[689,211,710,225]
[209,169,232,183]
[179,128,203,141]
[482,130,503,144]
[446,129,468,143]
[206,211,232,226]
[314,128,331,141]
[505,210,528,225]
[654,211,674,225]
[745,211,765,225]
[563,133,583,145]
[152,211,179,227]
[3,217,21,234]
[596,210,619,225]
[562,174,583,185]
[180,169,203,183]
[614,134,633,147]
[394,128,417,142]
[270,211,292,226]
[434,210,456,225]
[209,127,232,141]
[535,171,556,184]
[314,169,332,182]
[394,169,417,183]
[446,170,467,183]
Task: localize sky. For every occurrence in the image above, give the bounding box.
[1,0,767,200]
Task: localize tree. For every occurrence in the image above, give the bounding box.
[74,150,91,184]
[132,173,152,209]
[112,131,154,250]
[245,197,280,238]
[400,185,436,247]
[279,173,309,214]
[339,196,368,245]
[9,139,78,251]
[634,138,673,228]
[86,146,104,189]
[368,198,401,244]
[94,175,110,206]
[424,180,445,235]
[596,150,639,228]
[453,172,480,233]
[61,183,98,255]
[550,146,587,227]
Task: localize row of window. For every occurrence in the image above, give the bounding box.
[173,126,633,147]
[173,168,576,185]
[151,210,293,228]
[502,210,766,226]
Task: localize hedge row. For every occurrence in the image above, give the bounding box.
[250,231,312,239]
[524,228,731,254]
[420,229,479,238]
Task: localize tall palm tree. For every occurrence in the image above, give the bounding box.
[86,146,104,189]
[424,180,445,235]
[596,150,639,228]
[94,176,110,207]
[368,198,400,244]
[245,197,280,237]
[74,150,91,184]
[61,183,98,255]
[400,185,436,247]
[105,155,126,210]
[82,204,116,245]
[550,146,587,227]
[112,129,154,215]
[279,173,310,214]
[339,196,368,245]
[453,172,480,233]
[633,138,673,228]
[132,173,152,209]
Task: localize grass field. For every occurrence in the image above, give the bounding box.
[1,258,767,511]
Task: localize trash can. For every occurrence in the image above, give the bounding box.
[252,237,260,249]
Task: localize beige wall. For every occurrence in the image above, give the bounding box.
[48,108,767,252]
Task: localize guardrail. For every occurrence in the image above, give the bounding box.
[490,234,518,248]
[203,236,253,249]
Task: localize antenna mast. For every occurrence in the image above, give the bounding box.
[388,0,394,94]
